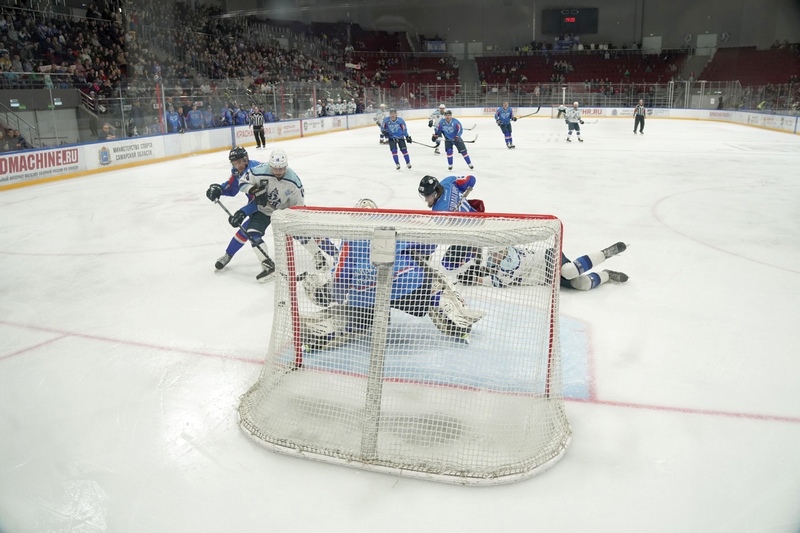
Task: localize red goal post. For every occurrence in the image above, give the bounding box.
[238,206,571,485]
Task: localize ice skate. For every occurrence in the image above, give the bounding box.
[601,242,627,259]
[434,148,440,155]
[566,137,572,142]
[407,163,412,169]
[256,256,276,283]
[215,253,232,270]
[396,164,401,170]
[604,270,629,283]
[507,144,515,149]
[578,137,584,142]
[448,165,453,170]
[468,164,474,169]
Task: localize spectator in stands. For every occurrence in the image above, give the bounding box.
[0,129,10,152]
[12,129,31,150]
[98,123,116,141]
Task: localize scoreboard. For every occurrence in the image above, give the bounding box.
[541,8,599,35]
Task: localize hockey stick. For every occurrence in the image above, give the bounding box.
[463,124,478,130]
[581,119,599,124]
[453,187,472,212]
[517,107,541,119]
[214,198,272,261]
[410,139,439,149]
[462,134,479,143]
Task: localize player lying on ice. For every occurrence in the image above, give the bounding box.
[298,199,486,352]
[452,242,629,289]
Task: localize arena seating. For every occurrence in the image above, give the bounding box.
[700,46,800,85]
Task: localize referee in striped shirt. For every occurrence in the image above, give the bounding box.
[633,99,646,134]
[251,106,266,148]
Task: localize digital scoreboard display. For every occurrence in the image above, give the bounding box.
[541,8,599,35]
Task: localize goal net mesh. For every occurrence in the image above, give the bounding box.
[238,207,571,484]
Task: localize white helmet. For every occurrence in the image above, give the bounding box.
[439,103,446,109]
[355,198,377,209]
[573,101,579,107]
[269,148,288,169]
[379,103,386,109]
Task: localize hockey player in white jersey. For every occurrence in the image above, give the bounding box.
[565,101,585,142]
[231,148,305,282]
[374,103,388,144]
[455,242,628,290]
[427,103,446,154]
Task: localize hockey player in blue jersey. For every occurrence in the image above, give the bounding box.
[428,103,446,154]
[380,108,412,170]
[165,104,184,133]
[205,146,262,271]
[494,101,517,149]
[432,110,473,171]
[417,174,478,212]
[299,199,485,351]
[187,104,204,130]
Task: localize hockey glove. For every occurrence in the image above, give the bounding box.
[453,136,462,143]
[228,209,247,228]
[565,119,569,124]
[428,119,434,128]
[431,135,438,143]
[496,120,502,126]
[511,116,517,122]
[580,120,584,124]
[206,183,223,202]
[406,136,412,143]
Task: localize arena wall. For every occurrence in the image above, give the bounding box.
[1,108,797,191]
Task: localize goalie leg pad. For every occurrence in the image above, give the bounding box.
[431,289,485,329]
[300,307,352,351]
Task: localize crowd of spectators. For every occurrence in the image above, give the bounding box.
[0,128,31,152]
[0,0,796,150]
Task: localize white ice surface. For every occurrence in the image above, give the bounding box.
[1,116,800,532]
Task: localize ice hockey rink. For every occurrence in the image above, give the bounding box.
[1,114,799,532]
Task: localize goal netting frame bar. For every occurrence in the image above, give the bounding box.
[238,207,571,485]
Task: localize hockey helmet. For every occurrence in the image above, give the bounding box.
[573,101,579,107]
[439,103,446,110]
[269,148,288,169]
[388,107,398,114]
[379,103,386,109]
[355,198,378,209]
[228,145,248,162]
[418,175,440,197]
[269,148,288,178]
[444,109,452,116]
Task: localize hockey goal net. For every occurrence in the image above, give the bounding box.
[238,206,571,485]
